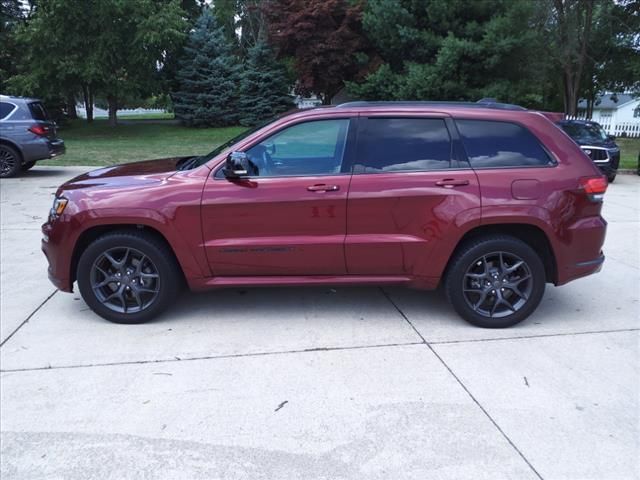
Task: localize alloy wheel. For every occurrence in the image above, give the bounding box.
[90,247,160,314]
[462,251,533,318]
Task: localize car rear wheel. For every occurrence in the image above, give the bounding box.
[445,235,546,328]
[0,144,21,178]
[607,173,616,183]
[77,230,181,324]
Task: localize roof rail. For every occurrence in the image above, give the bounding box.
[335,100,527,111]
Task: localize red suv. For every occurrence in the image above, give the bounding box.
[42,101,607,327]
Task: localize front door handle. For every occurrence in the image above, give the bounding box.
[307,184,340,192]
[435,179,470,188]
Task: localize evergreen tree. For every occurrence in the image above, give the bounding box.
[172,9,240,127]
[238,41,293,126]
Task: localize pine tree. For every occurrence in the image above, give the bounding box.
[172,9,240,127]
[238,41,293,126]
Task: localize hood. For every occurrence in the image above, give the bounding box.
[56,157,190,195]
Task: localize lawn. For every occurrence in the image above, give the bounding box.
[617,137,639,170]
[49,119,640,170]
[49,119,245,166]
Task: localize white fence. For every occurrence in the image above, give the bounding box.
[566,115,640,138]
[76,106,166,119]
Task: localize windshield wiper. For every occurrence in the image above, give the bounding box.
[177,156,201,171]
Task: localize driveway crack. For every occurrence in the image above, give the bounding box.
[0,290,58,348]
[379,287,544,480]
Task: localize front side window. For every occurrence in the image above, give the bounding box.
[456,120,554,168]
[356,118,452,173]
[243,119,350,177]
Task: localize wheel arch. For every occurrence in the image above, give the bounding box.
[70,224,186,286]
[445,223,558,284]
[0,138,24,162]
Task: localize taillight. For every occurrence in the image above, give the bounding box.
[579,176,608,202]
[28,125,49,136]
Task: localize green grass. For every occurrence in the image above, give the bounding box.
[50,119,245,166]
[617,137,640,170]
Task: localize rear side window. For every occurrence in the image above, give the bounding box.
[0,102,16,120]
[456,120,554,168]
[28,102,49,121]
[356,118,452,173]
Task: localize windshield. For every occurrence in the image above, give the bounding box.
[560,123,608,143]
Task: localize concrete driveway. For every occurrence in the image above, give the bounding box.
[1,167,638,479]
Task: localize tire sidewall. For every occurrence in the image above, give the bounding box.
[446,237,546,328]
[77,233,179,324]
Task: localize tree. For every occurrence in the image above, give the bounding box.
[238,41,293,126]
[172,9,241,126]
[88,0,186,126]
[264,0,372,104]
[7,0,185,125]
[348,0,556,109]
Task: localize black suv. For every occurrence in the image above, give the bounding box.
[557,119,620,182]
[0,95,66,178]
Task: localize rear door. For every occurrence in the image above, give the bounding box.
[27,101,57,139]
[345,114,481,277]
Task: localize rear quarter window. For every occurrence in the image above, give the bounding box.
[0,102,16,120]
[456,119,554,168]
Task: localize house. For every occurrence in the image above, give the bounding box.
[577,93,640,124]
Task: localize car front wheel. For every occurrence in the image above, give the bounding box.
[77,230,181,324]
[445,235,546,328]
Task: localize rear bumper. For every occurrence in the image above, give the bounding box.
[23,138,65,163]
[556,216,607,285]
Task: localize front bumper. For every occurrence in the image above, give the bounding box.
[42,220,74,292]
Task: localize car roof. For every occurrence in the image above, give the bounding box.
[0,94,41,103]
[335,100,527,111]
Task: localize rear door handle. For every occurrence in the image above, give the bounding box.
[307,184,340,192]
[435,179,470,188]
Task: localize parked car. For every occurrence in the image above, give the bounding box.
[42,101,608,328]
[557,119,619,182]
[0,94,66,178]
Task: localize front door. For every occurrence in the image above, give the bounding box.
[201,118,354,276]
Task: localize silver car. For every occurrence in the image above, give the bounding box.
[0,94,66,178]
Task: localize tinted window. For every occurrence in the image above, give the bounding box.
[457,120,553,168]
[356,118,451,173]
[28,102,49,121]
[244,119,349,177]
[0,102,15,120]
[560,123,607,143]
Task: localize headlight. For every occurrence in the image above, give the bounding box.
[50,197,68,218]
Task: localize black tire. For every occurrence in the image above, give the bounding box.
[0,144,22,178]
[445,235,546,328]
[77,230,181,324]
[22,161,36,171]
[607,173,616,183]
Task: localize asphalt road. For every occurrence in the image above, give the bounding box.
[1,167,638,479]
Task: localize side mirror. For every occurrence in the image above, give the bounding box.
[222,151,256,179]
[607,134,616,141]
